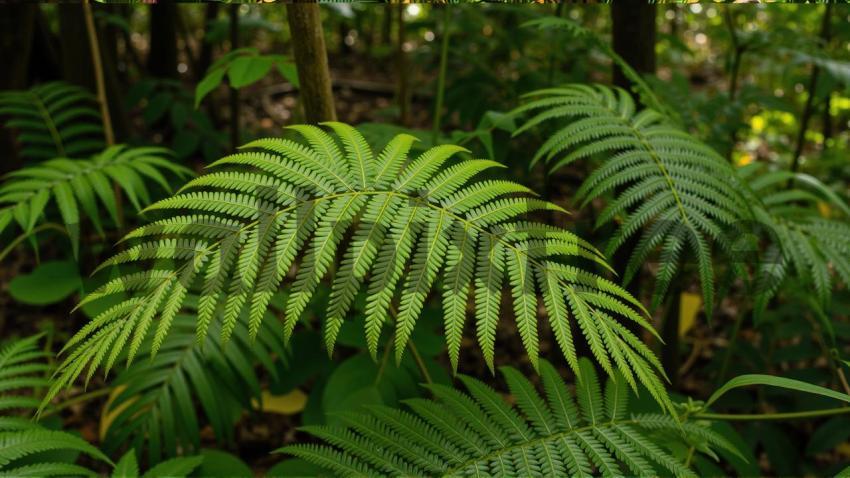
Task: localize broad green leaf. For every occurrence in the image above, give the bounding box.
[227,56,273,89]
[9,260,82,305]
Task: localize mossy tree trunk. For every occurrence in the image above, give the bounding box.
[286,3,337,123]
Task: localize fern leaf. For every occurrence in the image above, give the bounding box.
[281,358,726,477]
[53,123,671,413]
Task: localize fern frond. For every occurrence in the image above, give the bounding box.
[0,145,192,257]
[280,358,734,477]
[513,84,752,317]
[50,123,672,412]
[0,335,111,476]
[739,165,850,320]
[0,82,104,161]
[101,300,288,463]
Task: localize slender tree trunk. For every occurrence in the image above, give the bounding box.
[396,4,410,126]
[148,3,178,78]
[609,1,657,294]
[286,3,337,123]
[611,2,656,88]
[198,4,220,76]
[229,5,240,150]
[609,1,661,361]
[0,5,36,173]
[58,4,128,142]
[790,3,832,178]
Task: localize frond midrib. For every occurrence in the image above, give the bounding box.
[29,91,65,157]
[592,99,696,235]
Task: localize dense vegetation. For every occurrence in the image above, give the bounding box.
[1,3,849,477]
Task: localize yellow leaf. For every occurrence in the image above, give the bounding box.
[99,385,135,441]
[679,292,702,338]
[817,201,832,218]
[254,389,307,415]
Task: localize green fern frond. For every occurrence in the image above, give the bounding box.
[0,145,192,257]
[102,299,288,463]
[279,358,736,477]
[513,84,752,317]
[0,335,111,477]
[50,122,673,413]
[738,165,850,320]
[0,82,104,161]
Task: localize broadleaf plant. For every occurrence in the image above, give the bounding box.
[48,122,673,414]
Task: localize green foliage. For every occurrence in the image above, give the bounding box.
[0,145,193,258]
[513,84,752,316]
[8,261,82,306]
[0,82,104,161]
[103,299,288,463]
[50,122,672,414]
[739,165,850,319]
[280,358,736,477]
[112,450,203,478]
[0,335,112,477]
[195,47,298,108]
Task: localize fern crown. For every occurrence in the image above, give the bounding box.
[51,122,672,413]
[281,358,736,477]
[513,84,752,316]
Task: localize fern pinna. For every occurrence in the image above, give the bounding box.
[0,82,104,161]
[48,122,672,413]
[280,358,736,477]
[512,84,751,316]
[0,335,112,477]
[0,145,192,258]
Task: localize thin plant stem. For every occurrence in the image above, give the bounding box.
[407,340,433,387]
[694,406,850,422]
[40,387,112,419]
[431,5,451,143]
[716,312,746,387]
[83,2,114,146]
[83,1,124,230]
[788,3,832,182]
[0,223,67,263]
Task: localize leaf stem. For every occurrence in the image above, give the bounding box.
[407,339,433,387]
[694,406,850,422]
[0,223,68,262]
[40,387,112,419]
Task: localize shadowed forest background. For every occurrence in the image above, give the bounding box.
[1,3,850,477]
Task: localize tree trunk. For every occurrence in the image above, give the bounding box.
[58,4,128,143]
[395,4,410,126]
[286,3,337,123]
[148,3,178,78]
[611,2,657,88]
[229,5,240,150]
[0,5,37,173]
[198,4,220,77]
